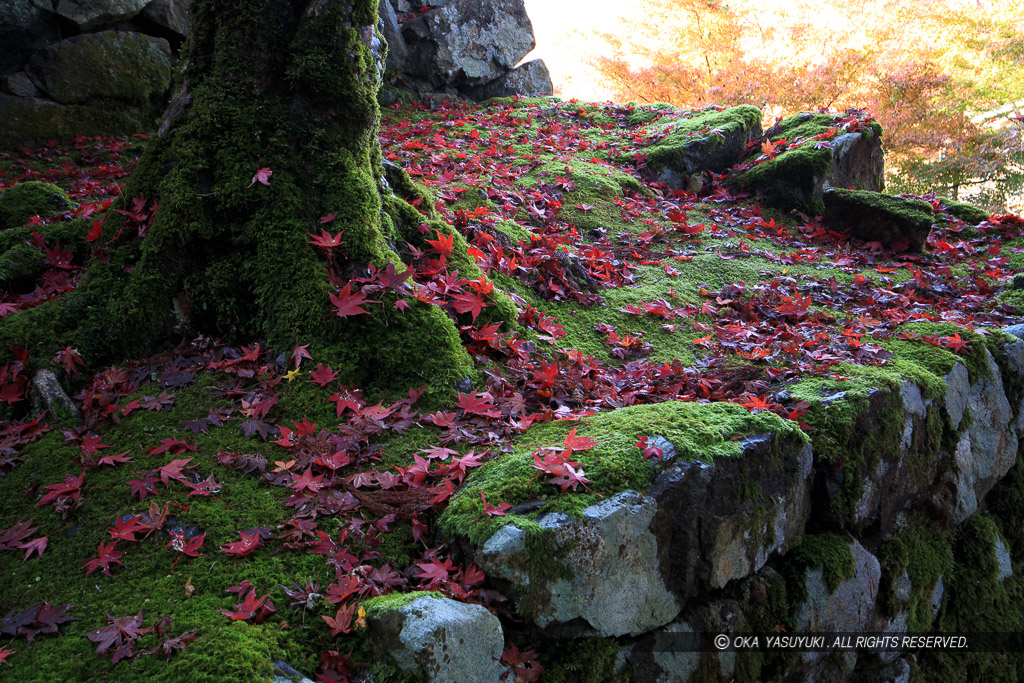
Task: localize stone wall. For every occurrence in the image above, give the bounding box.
[423,327,1024,682]
[0,0,553,148]
[0,0,188,148]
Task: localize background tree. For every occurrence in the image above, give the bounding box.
[592,0,1024,211]
[0,0,512,394]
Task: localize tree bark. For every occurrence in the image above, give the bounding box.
[1,0,510,394]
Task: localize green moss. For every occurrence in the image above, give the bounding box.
[0,374,332,681]
[892,321,993,382]
[739,145,832,215]
[735,569,796,681]
[0,0,486,398]
[920,513,1024,681]
[0,181,77,229]
[938,197,990,225]
[518,158,644,233]
[733,112,883,215]
[487,96,560,109]
[0,242,47,289]
[362,590,446,614]
[827,189,934,226]
[784,533,856,599]
[787,369,904,522]
[987,451,1024,563]
[154,622,277,682]
[540,637,622,683]
[492,218,532,245]
[35,32,172,106]
[642,105,762,175]
[624,102,677,128]
[439,400,805,546]
[783,319,1002,526]
[878,527,952,632]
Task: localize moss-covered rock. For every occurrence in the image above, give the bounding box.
[641,105,762,189]
[939,196,990,225]
[732,112,884,215]
[823,189,935,252]
[0,93,156,149]
[439,401,812,634]
[26,32,172,106]
[365,594,507,683]
[0,180,77,229]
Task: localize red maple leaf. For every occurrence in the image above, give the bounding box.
[451,291,488,321]
[563,427,598,452]
[416,557,455,587]
[146,437,197,457]
[155,458,195,488]
[0,381,24,405]
[309,364,338,387]
[480,490,512,517]
[321,604,356,636]
[17,536,47,562]
[184,474,222,496]
[221,530,263,558]
[167,531,205,561]
[80,433,110,455]
[307,229,344,249]
[456,391,500,418]
[221,589,274,623]
[290,468,325,494]
[108,516,145,542]
[53,346,84,376]
[127,475,160,501]
[425,229,455,257]
[329,283,376,317]
[83,541,124,577]
[98,450,132,467]
[547,463,593,492]
[37,470,85,507]
[85,219,103,242]
[501,642,544,682]
[941,333,970,354]
[290,344,313,368]
[249,166,272,187]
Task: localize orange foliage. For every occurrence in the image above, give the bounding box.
[591,0,1024,209]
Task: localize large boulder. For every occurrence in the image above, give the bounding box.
[476,492,681,637]
[650,429,812,593]
[54,0,150,31]
[26,32,172,106]
[0,93,154,148]
[823,189,935,252]
[639,105,763,191]
[378,0,408,73]
[0,0,60,75]
[732,112,884,215]
[468,59,553,99]
[932,344,1022,524]
[365,594,507,682]
[442,402,812,637]
[140,0,192,38]
[401,0,536,88]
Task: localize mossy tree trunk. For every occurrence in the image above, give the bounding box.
[1,0,487,393]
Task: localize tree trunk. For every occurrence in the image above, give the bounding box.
[1,0,511,394]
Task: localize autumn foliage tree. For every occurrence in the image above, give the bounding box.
[592,0,1024,210]
[0,0,509,393]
